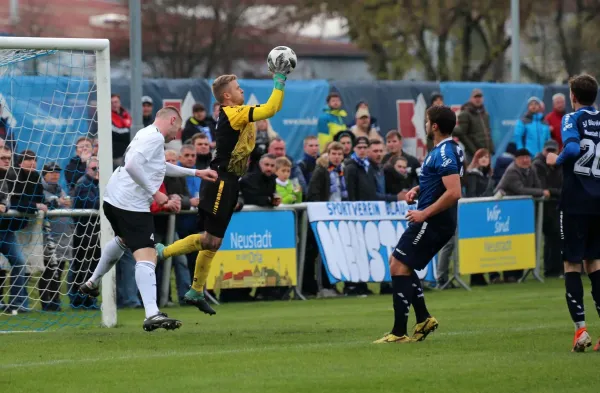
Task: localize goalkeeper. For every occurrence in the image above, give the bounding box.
[155,58,292,315]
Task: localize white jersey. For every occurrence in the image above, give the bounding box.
[104,125,166,212]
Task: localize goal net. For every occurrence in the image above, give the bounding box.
[0,38,114,332]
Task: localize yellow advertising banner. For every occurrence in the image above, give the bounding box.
[458,234,536,274]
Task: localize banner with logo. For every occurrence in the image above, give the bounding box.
[440,82,545,162]
[206,210,297,291]
[457,197,536,274]
[306,201,437,285]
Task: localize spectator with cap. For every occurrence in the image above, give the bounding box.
[513,96,551,157]
[544,93,567,151]
[350,107,382,142]
[453,88,494,161]
[141,96,154,127]
[347,100,380,133]
[39,162,72,311]
[333,130,355,159]
[182,103,216,147]
[317,91,348,152]
[495,148,549,282]
[532,139,564,278]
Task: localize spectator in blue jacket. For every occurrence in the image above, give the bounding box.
[513,97,551,157]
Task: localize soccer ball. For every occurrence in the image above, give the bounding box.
[267,46,297,74]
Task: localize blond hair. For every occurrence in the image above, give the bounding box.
[156,106,182,121]
[327,141,343,153]
[212,74,237,103]
[275,156,292,170]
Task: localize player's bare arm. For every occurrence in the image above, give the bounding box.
[407,174,461,223]
[405,186,420,204]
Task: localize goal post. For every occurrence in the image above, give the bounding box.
[0,37,115,330]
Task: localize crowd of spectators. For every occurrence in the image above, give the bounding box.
[0,87,569,311]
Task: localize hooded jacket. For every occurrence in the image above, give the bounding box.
[453,102,494,157]
[513,112,550,157]
[317,106,348,151]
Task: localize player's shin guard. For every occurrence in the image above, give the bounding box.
[588,270,600,318]
[565,272,586,329]
[410,271,430,324]
[163,234,203,259]
[191,250,217,292]
[391,275,413,337]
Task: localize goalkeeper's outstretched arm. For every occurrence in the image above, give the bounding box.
[251,74,286,121]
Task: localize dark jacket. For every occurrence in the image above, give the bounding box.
[464,168,495,198]
[495,162,544,197]
[493,152,515,186]
[182,117,216,144]
[0,167,17,230]
[384,166,414,194]
[297,154,318,185]
[344,158,395,202]
[143,115,154,128]
[240,171,276,207]
[532,153,563,233]
[11,168,45,215]
[381,150,421,185]
[453,102,494,157]
[164,176,193,236]
[195,153,212,170]
[307,157,347,202]
[65,156,86,191]
[73,173,100,226]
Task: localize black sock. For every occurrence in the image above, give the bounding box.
[588,270,600,318]
[565,272,585,326]
[411,271,430,323]
[391,275,413,336]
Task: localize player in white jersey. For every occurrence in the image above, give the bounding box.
[79,107,218,331]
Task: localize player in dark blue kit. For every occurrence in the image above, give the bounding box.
[546,74,600,352]
[374,106,463,344]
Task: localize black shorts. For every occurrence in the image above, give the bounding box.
[197,175,239,238]
[392,222,454,271]
[103,201,155,253]
[561,212,600,262]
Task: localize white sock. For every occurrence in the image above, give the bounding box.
[135,261,160,319]
[575,321,586,330]
[89,237,126,287]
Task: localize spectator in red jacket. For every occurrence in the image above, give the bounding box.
[544,93,566,151]
[111,94,132,168]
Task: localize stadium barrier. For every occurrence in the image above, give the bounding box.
[0,198,546,309]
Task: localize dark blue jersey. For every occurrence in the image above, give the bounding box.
[559,107,600,215]
[417,138,464,228]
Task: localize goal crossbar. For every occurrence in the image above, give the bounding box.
[0,37,109,51]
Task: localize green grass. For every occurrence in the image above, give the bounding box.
[1,279,599,393]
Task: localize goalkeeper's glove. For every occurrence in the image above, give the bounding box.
[272,53,292,75]
[273,72,287,91]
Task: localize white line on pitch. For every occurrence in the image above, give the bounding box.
[0,323,566,370]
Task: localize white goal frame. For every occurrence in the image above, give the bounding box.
[0,37,116,327]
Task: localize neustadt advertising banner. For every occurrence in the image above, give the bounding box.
[306,201,437,285]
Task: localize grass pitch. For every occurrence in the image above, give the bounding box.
[1,279,599,393]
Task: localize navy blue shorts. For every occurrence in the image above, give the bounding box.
[392,222,454,271]
[561,212,600,263]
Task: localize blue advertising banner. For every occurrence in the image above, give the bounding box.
[306,201,437,285]
[458,197,536,274]
[0,76,91,177]
[207,210,297,290]
[440,82,545,161]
